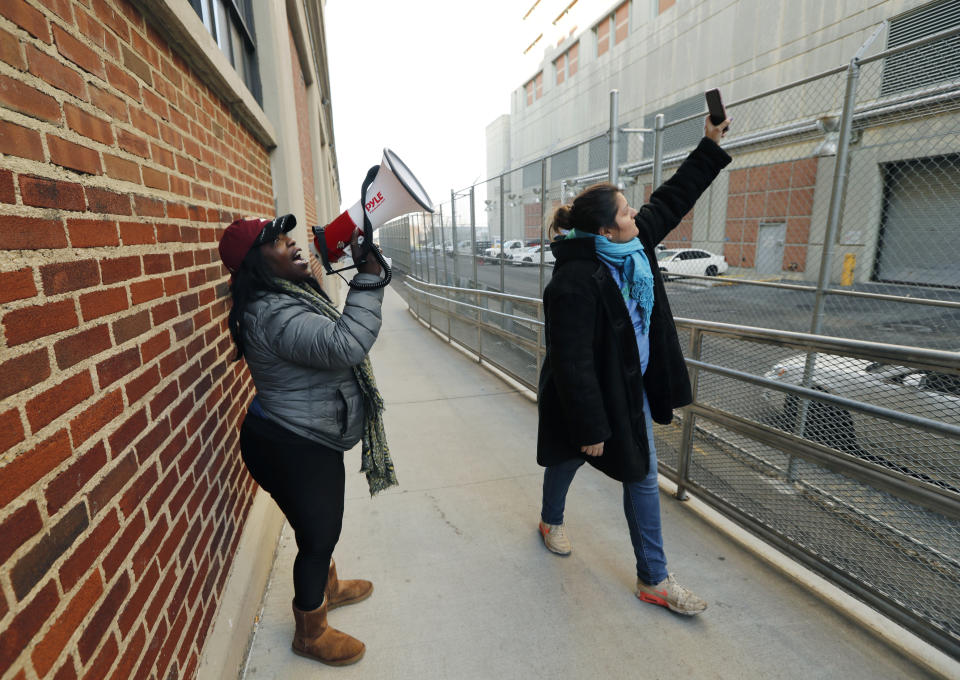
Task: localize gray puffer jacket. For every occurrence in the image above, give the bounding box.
[242,273,384,451]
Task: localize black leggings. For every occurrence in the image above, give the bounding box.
[239,413,345,611]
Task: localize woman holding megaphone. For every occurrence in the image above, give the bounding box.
[218,214,394,666]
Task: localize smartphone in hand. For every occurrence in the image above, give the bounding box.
[705,89,728,130]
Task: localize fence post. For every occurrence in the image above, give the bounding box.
[539,159,547,296]
[439,204,448,286]
[608,89,619,186]
[676,327,702,500]
[791,55,863,479]
[653,113,665,189]
[451,190,459,285]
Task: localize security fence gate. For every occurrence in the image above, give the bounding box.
[377,20,960,657]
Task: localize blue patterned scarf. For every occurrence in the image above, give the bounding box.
[592,235,655,334]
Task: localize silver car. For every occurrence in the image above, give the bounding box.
[762,352,960,489]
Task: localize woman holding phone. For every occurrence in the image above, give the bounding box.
[537,115,731,614]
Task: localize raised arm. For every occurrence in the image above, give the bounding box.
[635,116,732,246]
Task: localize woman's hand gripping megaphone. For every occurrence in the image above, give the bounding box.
[349,227,382,276]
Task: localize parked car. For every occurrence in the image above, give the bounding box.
[656,248,728,278]
[510,245,555,266]
[761,352,960,490]
[484,239,524,259]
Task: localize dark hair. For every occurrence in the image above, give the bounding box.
[226,246,325,360]
[549,182,620,238]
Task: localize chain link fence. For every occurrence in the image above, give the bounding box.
[380,20,960,656]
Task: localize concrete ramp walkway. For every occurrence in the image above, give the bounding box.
[239,287,938,680]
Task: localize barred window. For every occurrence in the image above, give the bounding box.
[642,93,704,158]
[189,0,262,105]
[881,0,960,96]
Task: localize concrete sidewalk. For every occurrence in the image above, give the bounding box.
[240,287,937,680]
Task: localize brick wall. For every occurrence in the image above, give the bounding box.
[0,1,273,678]
[290,26,316,228]
[725,158,817,271]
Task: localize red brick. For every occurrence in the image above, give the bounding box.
[0,1,51,43]
[134,618,167,678]
[130,278,163,305]
[81,632,118,680]
[79,287,128,321]
[783,245,807,273]
[26,371,93,433]
[109,624,145,680]
[52,24,104,78]
[40,259,100,294]
[150,299,178,326]
[164,273,187,295]
[9,503,88,600]
[788,187,814,216]
[19,175,84,211]
[0,409,25,455]
[68,218,119,247]
[0,581,58,672]
[140,331,170,364]
[58,509,118,590]
[142,166,168,191]
[47,135,101,175]
[70,389,122,446]
[0,501,43,564]
[0,215,68,250]
[786,217,811,244]
[0,26,25,68]
[0,267,36,303]
[792,158,818,187]
[99,255,141,284]
[102,509,144,576]
[103,153,140,183]
[96,347,140,389]
[105,60,139,99]
[113,309,151,344]
[116,127,149,158]
[45,440,107,514]
[166,202,188,219]
[118,560,159,635]
[91,0,130,41]
[121,43,152,85]
[172,250,193,270]
[26,43,84,96]
[53,325,110,370]
[89,84,127,121]
[0,348,50,401]
[134,194,165,217]
[149,472,180,523]
[129,105,158,138]
[3,299,78,345]
[31,571,103,677]
[0,118,46,161]
[143,253,171,274]
[77,572,128,662]
[119,221,155,245]
[124,364,159,406]
[0,168,13,203]
[64,102,114,146]
[120,462,159,519]
[85,186,131,214]
[107,408,147,458]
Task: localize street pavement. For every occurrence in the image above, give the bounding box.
[239,286,940,680]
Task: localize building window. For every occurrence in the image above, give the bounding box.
[641,93,704,158]
[658,0,676,14]
[881,0,960,97]
[596,15,610,56]
[526,80,534,106]
[553,42,579,85]
[189,0,262,105]
[526,72,543,105]
[596,2,630,56]
[614,2,630,45]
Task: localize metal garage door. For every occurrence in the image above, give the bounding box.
[875,155,960,287]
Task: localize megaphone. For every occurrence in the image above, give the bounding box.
[313,148,433,289]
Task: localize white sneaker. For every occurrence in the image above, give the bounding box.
[636,574,707,615]
[538,521,572,556]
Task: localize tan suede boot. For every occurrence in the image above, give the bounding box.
[291,598,365,665]
[325,559,373,610]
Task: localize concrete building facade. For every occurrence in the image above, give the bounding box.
[486,0,960,288]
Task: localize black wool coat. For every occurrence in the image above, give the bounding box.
[537,137,731,482]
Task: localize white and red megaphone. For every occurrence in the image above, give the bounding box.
[313,149,433,285]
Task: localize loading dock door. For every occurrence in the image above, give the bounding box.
[876,157,960,287]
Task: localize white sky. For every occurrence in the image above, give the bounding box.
[324,0,614,213]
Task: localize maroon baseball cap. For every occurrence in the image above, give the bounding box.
[218,214,297,273]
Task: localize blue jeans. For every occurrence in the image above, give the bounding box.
[540,394,668,586]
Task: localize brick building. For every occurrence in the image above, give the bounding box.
[0,1,339,678]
